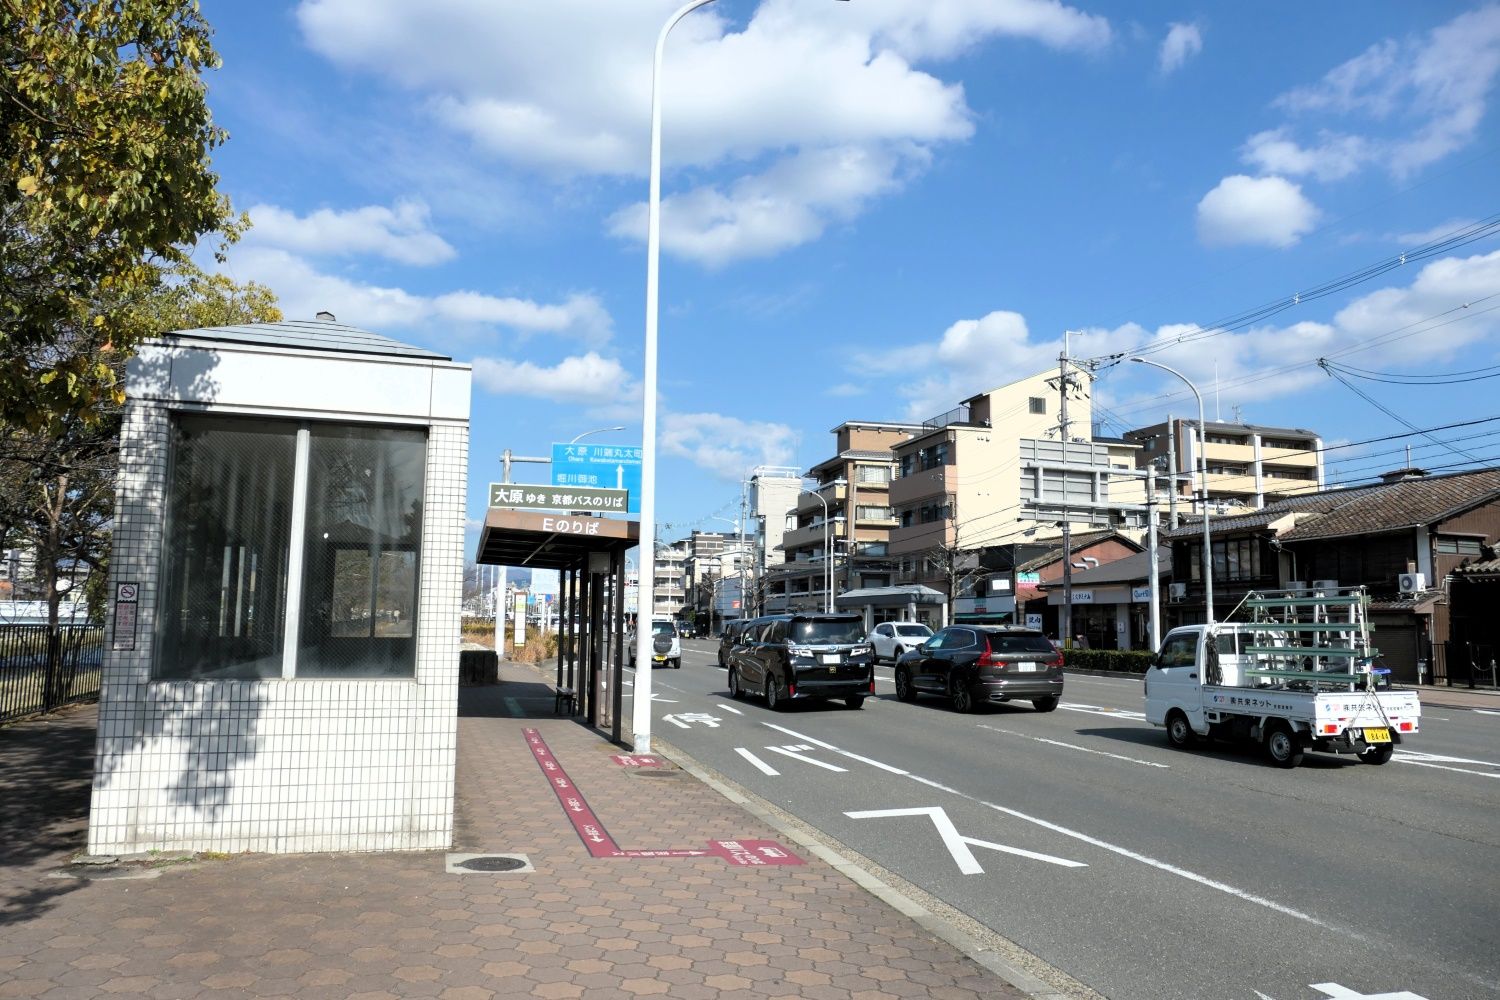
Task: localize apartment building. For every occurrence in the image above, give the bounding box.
[684,530,755,621]
[888,369,1084,562]
[747,467,802,570]
[652,538,690,617]
[768,420,923,611]
[1124,419,1322,513]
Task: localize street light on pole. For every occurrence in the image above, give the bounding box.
[1130,357,1214,625]
[634,0,850,754]
[799,482,846,612]
[570,425,626,444]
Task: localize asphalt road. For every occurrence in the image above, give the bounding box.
[627,640,1500,1000]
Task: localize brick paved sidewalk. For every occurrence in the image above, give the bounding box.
[0,666,1044,1000]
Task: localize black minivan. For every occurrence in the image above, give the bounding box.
[727,613,874,710]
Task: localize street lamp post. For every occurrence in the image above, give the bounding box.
[635,0,849,754]
[799,483,845,613]
[1130,358,1214,625]
[570,425,626,444]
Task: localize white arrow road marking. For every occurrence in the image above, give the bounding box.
[735,747,779,775]
[977,724,1170,769]
[763,722,838,748]
[1311,984,1428,999]
[1060,702,1147,721]
[844,807,1086,873]
[764,745,847,772]
[662,714,692,729]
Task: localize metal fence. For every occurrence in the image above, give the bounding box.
[0,623,104,724]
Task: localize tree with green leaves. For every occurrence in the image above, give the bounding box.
[2,0,245,434]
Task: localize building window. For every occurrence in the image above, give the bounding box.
[1262,437,1309,451]
[857,465,891,485]
[1204,433,1247,446]
[1186,538,1264,584]
[899,453,915,478]
[857,505,892,521]
[1437,538,1484,555]
[1029,397,1046,415]
[156,414,427,681]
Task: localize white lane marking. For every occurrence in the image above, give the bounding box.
[716,703,744,715]
[977,724,1169,769]
[1475,709,1500,716]
[1060,701,1147,721]
[763,722,840,750]
[1393,758,1500,779]
[735,747,779,775]
[844,806,1086,873]
[764,722,1356,939]
[836,750,909,774]
[1397,749,1500,767]
[763,745,847,772]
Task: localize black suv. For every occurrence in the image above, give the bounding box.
[727,613,874,710]
[716,618,750,667]
[894,626,1063,712]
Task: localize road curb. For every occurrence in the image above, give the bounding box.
[652,737,1093,1000]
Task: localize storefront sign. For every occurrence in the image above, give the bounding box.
[1131,586,1153,603]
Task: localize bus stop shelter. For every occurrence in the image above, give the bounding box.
[475,508,638,740]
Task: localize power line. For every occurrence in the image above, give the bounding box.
[1086,214,1500,372]
[1318,360,1483,463]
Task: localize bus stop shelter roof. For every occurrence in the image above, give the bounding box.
[475,508,639,571]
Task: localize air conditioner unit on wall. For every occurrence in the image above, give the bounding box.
[1168,582,1187,603]
[1312,579,1339,592]
[1398,572,1426,595]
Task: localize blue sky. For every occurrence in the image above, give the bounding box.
[198,1,1500,553]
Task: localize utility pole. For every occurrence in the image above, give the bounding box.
[1165,416,1179,528]
[1146,487,1161,651]
[1058,339,1075,650]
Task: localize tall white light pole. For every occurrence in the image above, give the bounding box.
[634,0,848,752]
[634,0,721,754]
[1131,358,1214,625]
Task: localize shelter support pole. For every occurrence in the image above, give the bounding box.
[611,549,625,743]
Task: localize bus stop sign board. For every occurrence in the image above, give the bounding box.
[551,443,642,514]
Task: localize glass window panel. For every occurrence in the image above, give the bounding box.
[296,424,426,678]
[155,415,297,679]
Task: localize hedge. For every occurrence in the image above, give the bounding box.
[1062,648,1156,674]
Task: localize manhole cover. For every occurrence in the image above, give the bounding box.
[628,769,681,778]
[445,853,534,874]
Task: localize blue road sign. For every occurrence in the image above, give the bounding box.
[551,443,643,514]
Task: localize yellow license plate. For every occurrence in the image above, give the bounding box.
[1363,727,1391,743]
[653,655,667,662]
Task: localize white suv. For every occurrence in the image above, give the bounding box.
[867,621,933,664]
[629,617,682,669]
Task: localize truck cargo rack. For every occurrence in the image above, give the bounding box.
[1237,584,1378,694]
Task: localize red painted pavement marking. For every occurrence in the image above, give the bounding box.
[524,729,802,866]
[611,754,663,767]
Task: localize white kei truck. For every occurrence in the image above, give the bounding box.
[1144,585,1421,768]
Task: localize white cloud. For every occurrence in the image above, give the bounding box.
[607,144,917,266]
[226,246,614,344]
[471,352,638,406]
[1262,6,1500,180]
[248,200,456,266]
[660,411,799,480]
[295,0,1111,263]
[1158,22,1202,75]
[827,383,865,397]
[1104,248,1500,420]
[1240,127,1370,182]
[1196,175,1319,248]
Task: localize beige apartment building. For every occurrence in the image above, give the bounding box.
[888,369,1087,560]
[767,420,923,612]
[1124,419,1322,513]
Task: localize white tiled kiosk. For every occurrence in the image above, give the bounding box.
[87,320,471,854]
